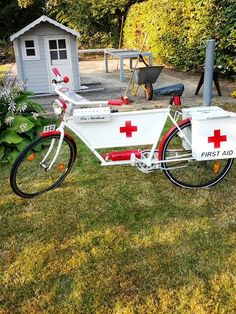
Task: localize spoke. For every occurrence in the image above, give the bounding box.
[12,135,75,197]
[161,121,233,188]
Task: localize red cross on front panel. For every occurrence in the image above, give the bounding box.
[120,121,138,138]
[208,129,227,148]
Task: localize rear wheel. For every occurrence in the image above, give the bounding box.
[144,82,153,100]
[160,120,233,188]
[10,134,76,198]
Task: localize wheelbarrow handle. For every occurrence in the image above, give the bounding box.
[138,54,149,67]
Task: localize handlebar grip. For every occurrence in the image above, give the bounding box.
[108,99,123,106]
[52,68,61,77]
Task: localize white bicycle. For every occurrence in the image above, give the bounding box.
[10,68,235,198]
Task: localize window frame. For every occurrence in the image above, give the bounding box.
[21,36,40,61]
[48,38,68,61]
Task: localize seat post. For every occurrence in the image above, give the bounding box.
[173,95,181,106]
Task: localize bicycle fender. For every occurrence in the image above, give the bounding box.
[40,130,61,137]
[158,118,191,161]
[40,131,77,161]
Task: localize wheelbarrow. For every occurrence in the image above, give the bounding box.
[132,65,164,100]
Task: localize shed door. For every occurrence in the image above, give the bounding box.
[45,36,74,92]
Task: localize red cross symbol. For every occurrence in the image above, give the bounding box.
[120,120,138,138]
[208,129,227,148]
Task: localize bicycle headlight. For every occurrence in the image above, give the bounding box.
[52,99,66,115]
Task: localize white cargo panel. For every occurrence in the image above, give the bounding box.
[73,107,111,123]
[68,108,168,148]
[191,110,236,161]
[182,106,224,119]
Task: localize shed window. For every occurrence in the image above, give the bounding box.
[25,40,34,48]
[48,39,67,60]
[22,37,40,60]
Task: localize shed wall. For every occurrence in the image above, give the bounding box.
[70,36,80,89]
[18,22,80,93]
[13,39,23,81]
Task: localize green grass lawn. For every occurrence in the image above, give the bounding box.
[2,102,236,313]
[1,136,236,313]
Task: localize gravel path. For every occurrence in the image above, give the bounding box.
[8,59,236,114]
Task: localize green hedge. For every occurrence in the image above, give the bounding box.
[123,0,236,73]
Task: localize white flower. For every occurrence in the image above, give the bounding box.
[14,81,25,92]
[17,102,27,113]
[0,87,13,102]
[19,122,28,132]
[32,112,40,120]
[8,101,16,113]
[5,116,14,126]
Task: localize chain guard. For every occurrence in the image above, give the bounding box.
[135,150,159,173]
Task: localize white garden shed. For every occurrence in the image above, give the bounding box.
[10,15,80,94]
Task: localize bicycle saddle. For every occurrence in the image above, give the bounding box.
[154,83,184,96]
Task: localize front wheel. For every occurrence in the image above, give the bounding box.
[160,120,234,189]
[10,134,76,198]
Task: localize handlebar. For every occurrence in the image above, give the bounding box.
[52,68,69,83]
[52,68,61,77]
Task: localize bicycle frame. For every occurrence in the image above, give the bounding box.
[44,79,193,170]
[68,109,192,167]
[10,68,235,199]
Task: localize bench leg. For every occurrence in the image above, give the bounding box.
[195,70,222,96]
[120,57,125,82]
[213,71,222,96]
[129,58,133,69]
[195,73,204,95]
[105,53,108,73]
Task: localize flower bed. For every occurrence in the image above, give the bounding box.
[0,78,49,163]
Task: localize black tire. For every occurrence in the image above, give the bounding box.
[160,120,234,189]
[145,82,153,100]
[10,134,76,198]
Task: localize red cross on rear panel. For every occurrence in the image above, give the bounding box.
[120,121,138,138]
[208,129,227,148]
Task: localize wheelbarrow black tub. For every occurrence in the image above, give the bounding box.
[133,66,164,84]
[132,65,164,100]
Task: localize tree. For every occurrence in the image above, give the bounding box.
[46,0,143,47]
[0,0,45,39]
[2,0,143,47]
[123,0,236,73]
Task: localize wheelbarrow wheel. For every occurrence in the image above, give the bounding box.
[144,82,153,100]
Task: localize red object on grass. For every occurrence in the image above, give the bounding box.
[121,96,130,105]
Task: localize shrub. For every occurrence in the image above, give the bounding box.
[0,79,48,163]
[0,40,15,64]
[123,0,236,73]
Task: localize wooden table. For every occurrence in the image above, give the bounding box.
[104,49,153,82]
